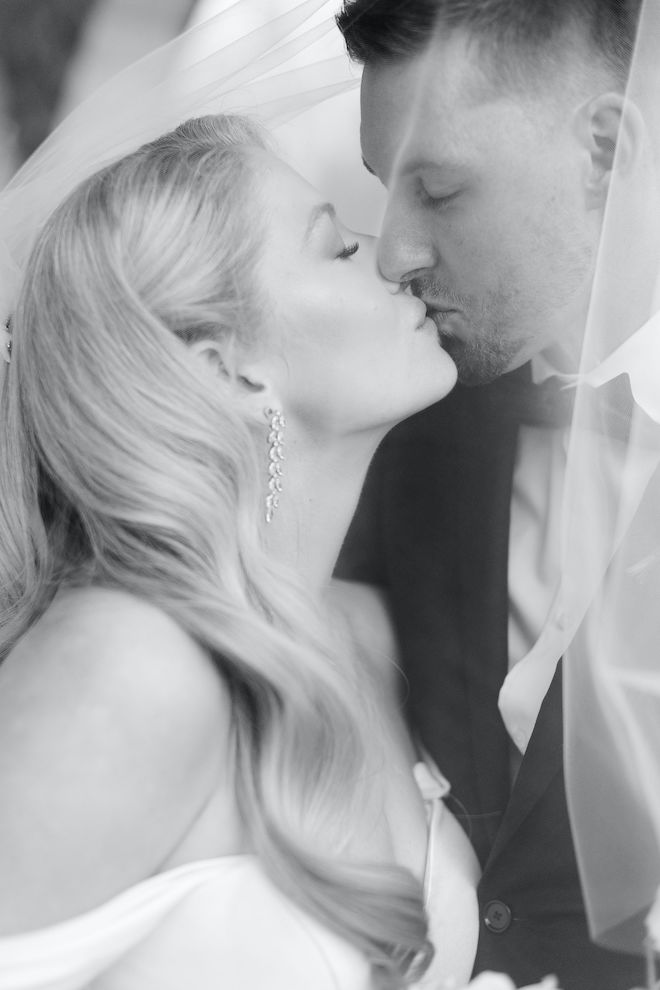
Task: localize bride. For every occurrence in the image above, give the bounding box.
[0,112,485,989]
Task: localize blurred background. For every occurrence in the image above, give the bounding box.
[0,0,384,229]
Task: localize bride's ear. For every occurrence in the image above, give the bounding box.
[187,338,229,377]
[187,337,282,415]
[233,360,282,417]
[574,91,642,209]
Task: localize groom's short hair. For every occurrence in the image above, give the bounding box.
[336,0,642,90]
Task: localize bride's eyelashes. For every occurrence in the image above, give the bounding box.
[336,241,360,260]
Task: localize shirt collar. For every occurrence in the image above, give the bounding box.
[531,341,578,385]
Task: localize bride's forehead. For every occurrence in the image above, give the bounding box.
[250,151,322,219]
[251,148,313,188]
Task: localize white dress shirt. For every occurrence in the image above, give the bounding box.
[501,424,567,755]
[499,353,571,756]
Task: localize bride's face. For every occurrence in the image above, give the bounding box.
[252,151,457,439]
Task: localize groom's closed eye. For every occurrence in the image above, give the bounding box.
[417,178,460,210]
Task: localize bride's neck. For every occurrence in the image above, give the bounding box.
[263,429,381,594]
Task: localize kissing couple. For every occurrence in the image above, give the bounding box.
[0,1,655,989]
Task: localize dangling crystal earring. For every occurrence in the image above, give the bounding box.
[265,407,285,523]
[1,322,11,365]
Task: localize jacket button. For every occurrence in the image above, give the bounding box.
[484,900,512,933]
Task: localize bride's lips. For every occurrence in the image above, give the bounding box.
[411,298,430,330]
[413,301,459,342]
[410,300,451,348]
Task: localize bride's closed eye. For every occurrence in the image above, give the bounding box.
[336,241,359,260]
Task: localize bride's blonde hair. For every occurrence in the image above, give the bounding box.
[0,115,431,987]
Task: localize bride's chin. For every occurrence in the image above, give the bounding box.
[420,368,458,409]
[403,377,458,421]
[428,351,459,400]
[416,321,459,378]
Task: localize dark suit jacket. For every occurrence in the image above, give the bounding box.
[336,373,644,990]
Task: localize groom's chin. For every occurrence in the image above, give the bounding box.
[444,340,511,387]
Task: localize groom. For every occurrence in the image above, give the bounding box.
[335,1,645,988]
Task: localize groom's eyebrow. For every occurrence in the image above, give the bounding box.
[362,155,462,181]
[402,158,466,182]
[304,202,336,243]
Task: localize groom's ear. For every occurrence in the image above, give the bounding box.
[575,92,641,209]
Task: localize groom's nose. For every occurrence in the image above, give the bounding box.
[377,199,436,285]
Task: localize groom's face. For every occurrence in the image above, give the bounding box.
[360,31,598,385]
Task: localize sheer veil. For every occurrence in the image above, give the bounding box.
[557,0,660,964]
[0,0,368,329]
[6,0,660,969]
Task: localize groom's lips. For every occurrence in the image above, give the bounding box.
[425,303,457,317]
[425,305,460,340]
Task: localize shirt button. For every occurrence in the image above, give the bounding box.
[484,900,513,933]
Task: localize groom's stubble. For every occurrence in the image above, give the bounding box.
[410,274,536,387]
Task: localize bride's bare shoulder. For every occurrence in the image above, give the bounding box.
[21,583,188,643]
[0,587,233,932]
[9,585,224,711]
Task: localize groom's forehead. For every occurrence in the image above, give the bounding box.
[359,30,515,131]
[358,19,591,129]
[359,49,516,180]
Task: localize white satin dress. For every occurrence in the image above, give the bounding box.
[0,762,479,990]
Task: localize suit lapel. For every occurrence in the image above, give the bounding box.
[455,382,520,848]
[486,659,564,868]
[380,367,565,863]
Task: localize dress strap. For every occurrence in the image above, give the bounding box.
[412,759,450,907]
[412,760,450,803]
